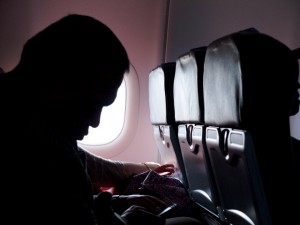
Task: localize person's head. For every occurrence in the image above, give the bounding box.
[231,29,299,122]
[290,48,300,116]
[11,14,130,140]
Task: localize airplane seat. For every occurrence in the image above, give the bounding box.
[203,28,300,225]
[148,62,188,186]
[173,46,220,217]
[291,48,300,174]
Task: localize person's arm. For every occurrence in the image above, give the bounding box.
[80,147,175,187]
[122,161,159,175]
[122,161,175,176]
[83,149,127,187]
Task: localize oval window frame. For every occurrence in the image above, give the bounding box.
[78,64,139,158]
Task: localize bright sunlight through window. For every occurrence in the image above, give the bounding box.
[78,80,126,145]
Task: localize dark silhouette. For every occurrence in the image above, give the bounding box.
[0,14,201,225]
[0,14,125,225]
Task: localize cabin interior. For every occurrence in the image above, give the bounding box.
[0,1,299,224]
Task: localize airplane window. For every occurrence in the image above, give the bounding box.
[77,64,139,158]
[78,79,126,145]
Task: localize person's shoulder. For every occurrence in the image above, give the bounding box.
[291,136,300,149]
[291,136,300,171]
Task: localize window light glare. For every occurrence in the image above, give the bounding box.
[78,80,126,145]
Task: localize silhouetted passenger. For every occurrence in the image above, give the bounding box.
[0,14,200,225]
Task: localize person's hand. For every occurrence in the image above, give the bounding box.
[112,194,168,215]
[143,162,175,176]
[143,162,161,170]
[154,163,175,176]
[121,205,165,225]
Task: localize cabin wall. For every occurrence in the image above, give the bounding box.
[166,0,300,139]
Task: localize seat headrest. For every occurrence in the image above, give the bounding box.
[204,28,299,128]
[149,62,176,125]
[174,46,207,123]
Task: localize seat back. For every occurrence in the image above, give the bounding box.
[149,62,187,185]
[203,28,300,225]
[173,47,219,216]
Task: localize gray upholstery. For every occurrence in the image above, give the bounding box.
[203,28,299,224]
[173,47,219,215]
[149,62,187,185]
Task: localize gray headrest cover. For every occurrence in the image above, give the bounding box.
[204,36,243,127]
[149,66,167,124]
[174,52,200,122]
